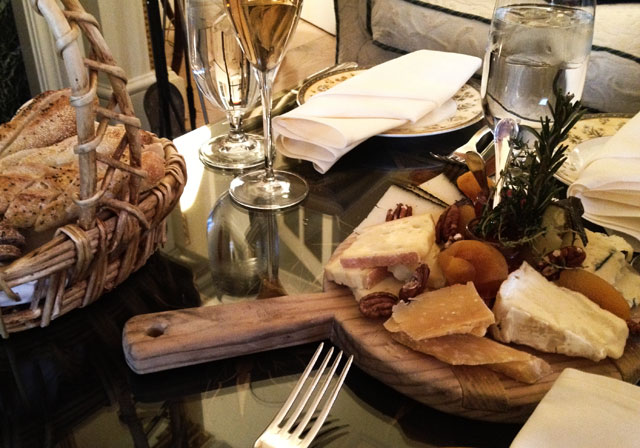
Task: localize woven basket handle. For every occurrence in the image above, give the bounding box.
[29,0,144,230]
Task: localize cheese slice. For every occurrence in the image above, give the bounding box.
[583,229,640,307]
[340,213,435,269]
[492,262,629,361]
[324,233,387,289]
[391,331,551,384]
[419,173,465,206]
[351,275,403,302]
[384,282,495,339]
[354,184,445,233]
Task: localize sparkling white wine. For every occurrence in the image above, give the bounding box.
[481,5,594,128]
[188,3,258,113]
[225,0,302,72]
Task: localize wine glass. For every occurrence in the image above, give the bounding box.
[224,0,309,210]
[480,0,595,202]
[186,0,264,170]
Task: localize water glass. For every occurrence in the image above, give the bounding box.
[187,0,264,170]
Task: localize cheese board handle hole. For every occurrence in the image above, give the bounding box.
[146,324,166,338]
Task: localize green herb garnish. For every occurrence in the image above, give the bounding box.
[473,87,587,248]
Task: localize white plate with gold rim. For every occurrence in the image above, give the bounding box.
[555,113,633,185]
[296,68,484,138]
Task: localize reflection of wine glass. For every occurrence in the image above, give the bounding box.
[207,192,286,298]
[481,0,595,130]
[225,0,309,210]
[186,0,264,170]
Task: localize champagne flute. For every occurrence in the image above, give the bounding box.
[187,0,264,170]
[480,0,595,202]
[225,0,309,210]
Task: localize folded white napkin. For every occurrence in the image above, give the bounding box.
[273,50,482,173]
[567,112,640,242]
[0,280,35,307]
[511,368,640,448]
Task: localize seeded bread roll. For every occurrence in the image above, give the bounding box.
[0,89,78,157]
[0,92,166,232]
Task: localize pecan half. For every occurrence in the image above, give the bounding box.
[435,203,461,245]
[536,245,586,280]
[628,319,640,336]
[386,203,413,221]
[547,246,586,268]
[399,264,430,301]
[359,292,400,319]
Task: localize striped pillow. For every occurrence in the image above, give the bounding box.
[368,0,640,113]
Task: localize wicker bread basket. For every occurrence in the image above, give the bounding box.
[0,0,187,337]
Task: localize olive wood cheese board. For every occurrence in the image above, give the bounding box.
[122,281,640,423]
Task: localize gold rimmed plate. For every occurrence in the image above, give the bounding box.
[297,68,484,137]
[555,113,633,185]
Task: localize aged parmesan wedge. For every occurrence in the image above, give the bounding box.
[492,262,629,361]
[324,233,387,289]
[384,282,495,339]
[339,213,435,269]
[391,332,551,384]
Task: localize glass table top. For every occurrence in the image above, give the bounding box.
[0,112,526,447]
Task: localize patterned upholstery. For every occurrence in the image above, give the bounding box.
[334,0,640,113]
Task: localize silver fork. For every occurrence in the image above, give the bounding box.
[254,343,354,448]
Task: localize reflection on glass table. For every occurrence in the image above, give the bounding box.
[0,104,529,447]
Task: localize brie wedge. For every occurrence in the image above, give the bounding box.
[491,262,629,361]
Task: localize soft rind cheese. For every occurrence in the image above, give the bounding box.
[583,229,640,307]
[491,262,629,361]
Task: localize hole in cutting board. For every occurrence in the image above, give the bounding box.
[146,324,166,338]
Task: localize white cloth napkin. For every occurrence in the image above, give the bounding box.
[273,50,481,173]
[511,368,640,448]
[567,112,640,242]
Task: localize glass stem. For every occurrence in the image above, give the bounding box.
[227,111,246,144]
[257,69,277,181]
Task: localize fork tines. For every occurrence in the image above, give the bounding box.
[254,343,353,448]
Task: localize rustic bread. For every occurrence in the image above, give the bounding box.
[0,111,165,232]
[0,89,78,157]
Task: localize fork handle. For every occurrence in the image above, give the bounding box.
[122,288,357,374]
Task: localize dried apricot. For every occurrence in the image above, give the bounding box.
[438,240,508,299]
[458,203,477,230]
[556,269,630,320]
[456,171,494,202]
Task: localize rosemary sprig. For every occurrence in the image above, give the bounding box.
[474,87,587,248]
